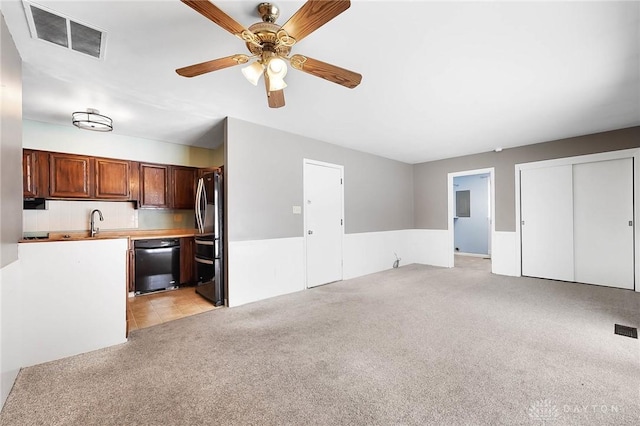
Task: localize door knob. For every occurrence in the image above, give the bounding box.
[308,230,313,235]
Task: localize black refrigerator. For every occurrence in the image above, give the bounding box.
[194,170,224,306]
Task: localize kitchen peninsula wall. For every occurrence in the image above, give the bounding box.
[22,119,222,232]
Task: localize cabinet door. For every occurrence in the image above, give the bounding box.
[95,158,130,199]
[23,150,39,197]
[180,237,195,284]
[139,163,169,208]
[171,166,196,209]
[49,153,93,198]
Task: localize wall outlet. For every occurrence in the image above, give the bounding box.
[292,206,302,214]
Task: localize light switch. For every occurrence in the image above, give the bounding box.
[292,206,302,214]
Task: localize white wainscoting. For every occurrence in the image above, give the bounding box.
[227,237,305,307]
[227,229,519,308]
[19,239,128,367]
[1,259,22,409]
[491,231,518,276]
[408,229,451,268]
[343,229,451,279]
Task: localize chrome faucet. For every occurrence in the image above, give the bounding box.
[90,209,104,237]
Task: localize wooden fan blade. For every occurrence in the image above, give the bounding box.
[290,54,361,88]
[264,73,285,108]
[280,0,350,43]
[176,54,249,77]
[181,0,249,37]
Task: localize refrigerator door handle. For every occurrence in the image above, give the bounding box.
[202,181,208,230]
[195,178,204,233]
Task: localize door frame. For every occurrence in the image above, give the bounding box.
[447,167,495,268]
[302,159,345,289]
[514,148,640,292]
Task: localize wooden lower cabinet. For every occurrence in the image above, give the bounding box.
[180,237,195,285]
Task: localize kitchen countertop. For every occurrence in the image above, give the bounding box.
[20,228,200,243]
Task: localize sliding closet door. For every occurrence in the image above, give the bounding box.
[521,165,575,281]
[573,158,634,289]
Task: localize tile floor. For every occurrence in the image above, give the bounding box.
[128,286,219,331]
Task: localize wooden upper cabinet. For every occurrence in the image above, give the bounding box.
[23,150,39,197]
[139,163,169,208]
[171,166,196,210]
[95,158,130,199]
[49,153,93,198]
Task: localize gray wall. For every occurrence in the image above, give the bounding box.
[226,118,414,241]
[1,12,23,267]
[414,126,640,232]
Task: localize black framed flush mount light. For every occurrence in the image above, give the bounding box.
[72,108,112,132]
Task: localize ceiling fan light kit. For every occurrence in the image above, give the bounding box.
[241,61,264,86]
[71,108,113,132]
[176,0,362,108]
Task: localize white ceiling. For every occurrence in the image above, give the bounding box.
[2,0,639,164]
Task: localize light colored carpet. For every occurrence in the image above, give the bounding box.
[1,263,639,425]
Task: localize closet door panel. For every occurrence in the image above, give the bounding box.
[573,158,634,289]
[521,165,574,281]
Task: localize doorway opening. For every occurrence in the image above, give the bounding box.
[447,168,495,270]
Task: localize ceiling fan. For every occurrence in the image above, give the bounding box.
[176,0,362,108]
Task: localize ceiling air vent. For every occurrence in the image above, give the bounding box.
[23,1,106,59]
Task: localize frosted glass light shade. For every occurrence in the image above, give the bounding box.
[266,57,287,91]
[241,62,264,86]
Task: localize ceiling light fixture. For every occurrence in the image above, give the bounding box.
[266,56,287,91]
[72,108,113,132]
[241,61,264,86]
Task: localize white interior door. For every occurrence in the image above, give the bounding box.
[304,161,343,288]
[573,158,634,289]
[521,165,575,281]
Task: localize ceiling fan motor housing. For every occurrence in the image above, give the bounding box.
[257,2,280,23]
[246,22,291,58]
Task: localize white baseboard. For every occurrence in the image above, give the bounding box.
[227,237,304,307]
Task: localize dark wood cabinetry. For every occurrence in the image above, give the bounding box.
[49,153,93,198]
[22,149,201,208]
[180,237,195,284]
[139,163,170,208]
[171,166,196,210]
[95,158,130,199]
[23,150,39,197]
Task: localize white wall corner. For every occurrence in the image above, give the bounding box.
[1,260,23,409]
[343,229,451,281]
[491,231,519,276]
[228,237,305,307]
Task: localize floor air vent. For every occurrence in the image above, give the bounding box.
[24,2,106,59]
[614,324,638,339]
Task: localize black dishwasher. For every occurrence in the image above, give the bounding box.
[134,239,180,294]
